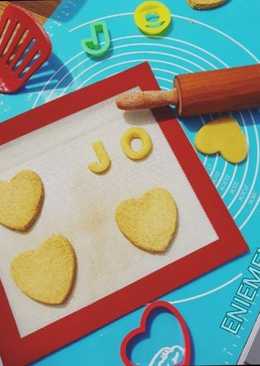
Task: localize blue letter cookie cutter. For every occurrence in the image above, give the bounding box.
[81,22,111,58]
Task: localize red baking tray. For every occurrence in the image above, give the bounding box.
[0,63,248,366]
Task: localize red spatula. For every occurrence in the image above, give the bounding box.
[0,4,52,93]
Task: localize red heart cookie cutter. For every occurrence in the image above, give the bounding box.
[120,300,192,366]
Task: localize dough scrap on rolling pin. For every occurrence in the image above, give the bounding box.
[187,0,227,9]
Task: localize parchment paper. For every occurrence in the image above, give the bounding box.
[0,93,218,336]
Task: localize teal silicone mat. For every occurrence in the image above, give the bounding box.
[0,1,259,365]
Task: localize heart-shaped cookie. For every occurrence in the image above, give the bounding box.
[187,0,226,9]
[11,235,76,305]
[195,116,248,164]
[0,170,44,232]
[120,301,192,366]
[115,188,178,253]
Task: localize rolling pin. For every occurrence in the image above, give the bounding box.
[116,64,260,117]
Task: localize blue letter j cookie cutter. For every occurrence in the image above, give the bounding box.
[81,22,111,58]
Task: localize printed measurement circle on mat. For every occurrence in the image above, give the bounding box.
[32,13,259,234]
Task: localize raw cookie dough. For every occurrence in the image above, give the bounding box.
[0,170,44,232]
[121,127,153,160]
[88,141,111,174]
[187,0,227,9]
[115,188,178,253]
[195,116,248,164]
[11,234,76,305]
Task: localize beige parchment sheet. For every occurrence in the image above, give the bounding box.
[0,94,218,337]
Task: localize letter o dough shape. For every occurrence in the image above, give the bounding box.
[121,127,153,160]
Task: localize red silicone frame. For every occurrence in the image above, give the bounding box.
[0,63,248,366]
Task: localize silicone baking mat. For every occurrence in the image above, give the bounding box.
[0,0,259,365]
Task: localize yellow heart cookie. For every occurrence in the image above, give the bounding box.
[115,188,178,253]
[0,170,44,232]
[195,116,248,164]
[187,0,226,9]
[11,235,76,305]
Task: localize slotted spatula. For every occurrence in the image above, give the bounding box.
[0,4,52,93]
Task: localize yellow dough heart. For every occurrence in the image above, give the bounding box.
[187,0,226,9]
[11,235,76,305]
[115,188,178,253]
[0,170,44,232]
[195,116,248,164]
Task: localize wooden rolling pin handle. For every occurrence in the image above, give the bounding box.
[116,89,179,110]
[116,64,260,117]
